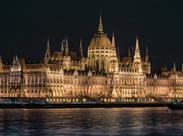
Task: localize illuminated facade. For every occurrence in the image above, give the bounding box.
[0,14,182,103]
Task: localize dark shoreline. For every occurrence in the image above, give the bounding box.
[0,103,167,109]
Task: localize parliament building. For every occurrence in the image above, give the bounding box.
[0,14,182,103]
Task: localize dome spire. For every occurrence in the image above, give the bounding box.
[98,12,103,33]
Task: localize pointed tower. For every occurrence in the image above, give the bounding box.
[133,36,141,63]
[60,39,65,59]
[61,39,64,52]
[98,12,104,34]
[63,37,71,70]
[131,46,134,57]
[181,64,183,72]
[65,37,69,56]
[80,39,83,58]
[44,39,51,64]
[144,46,151,74]
[133,36,142,72]
[173,62,176,72]
[128,47,131,57]
[145,47,149,62]
[111,33,116,48]
[11,56,21,71]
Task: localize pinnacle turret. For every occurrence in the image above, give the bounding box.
[173,62,176,72]
[128,47,131,57]
[65,37,69,56]
[44,39,51,64]
[61,39,64,52]
[111,33,116,48]
[133,36,141,63]
[80,39,83,58]
[145,47,149,62]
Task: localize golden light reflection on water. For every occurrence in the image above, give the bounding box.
[0,108,182,135]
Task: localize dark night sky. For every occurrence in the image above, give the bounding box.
[0,0,183,71]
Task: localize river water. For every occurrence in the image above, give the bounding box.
[0,108,182,136]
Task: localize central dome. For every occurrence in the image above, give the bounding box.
[89,13,112,49]
[89,35,112,49]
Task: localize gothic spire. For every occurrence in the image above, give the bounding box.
[128,47,131,57]
[61,39,64,52]
[46,39,50,51]
[173,61,176,71]
[133,35,141,63]
[65,37,69,56]
[44,39,51,64]
[80,39,83,58]
[98,12,103,33]
[111,33,116,48]
[145,47,149,62]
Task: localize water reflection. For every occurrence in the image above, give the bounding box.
[0,108,182,136]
